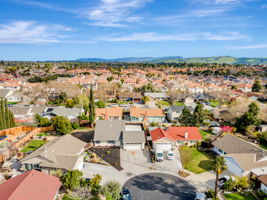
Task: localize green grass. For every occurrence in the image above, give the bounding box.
[21,140,46,152]
[208,100,220,107]
[180,147,215,174]
[260,143,267,150]
[173,101,185,106]
[199,130,214,140]
[224,192,257,200]
[156,100,170,106]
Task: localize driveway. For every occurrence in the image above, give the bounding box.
[124,173,197,200]
[120,149,182,176]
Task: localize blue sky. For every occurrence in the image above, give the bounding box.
[0,0,267,60]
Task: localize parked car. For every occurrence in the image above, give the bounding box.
[155,150,164,162]
[166,150,174,160]
[218,175,231,188]
[120,187,132,200]
[195,192,207,200]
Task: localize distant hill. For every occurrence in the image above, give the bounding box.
[76,56,267,64]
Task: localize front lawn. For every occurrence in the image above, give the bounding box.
[224,192,257,200]
[199,130,214,140]
[180,147,215,174]
[173,101,185,106]
[156,100,170,106]
[21,140,46,152]
[208,100,220,107]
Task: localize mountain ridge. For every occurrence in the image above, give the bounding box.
[76,56,267,64]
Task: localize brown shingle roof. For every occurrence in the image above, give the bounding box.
[96,107,123,118]
[130,107,165,117]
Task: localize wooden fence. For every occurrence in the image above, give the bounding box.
[0,126,53,163]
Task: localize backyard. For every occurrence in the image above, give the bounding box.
[180,146,215,174]
[224,192,257,200]
[21,140,46,152]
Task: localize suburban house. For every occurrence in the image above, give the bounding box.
[149,127,202,151]
[130,107,165,123]
[258,175,267,193]
[0,89,22,102]
[166,106,194,122]
[184,96,197,108]
[43,107,83,121]
[9,105,47,123]
[93,120,146,150]
[96,107,123,120]
[212,134,267,176]
[144,92,167,101]
[0,170,61,200]
[20,134,86,173]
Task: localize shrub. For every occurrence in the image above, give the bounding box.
[101,181,121,200]
[72,122,80,129]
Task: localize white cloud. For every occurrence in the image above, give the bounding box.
[97,31,247,42]
[10,0,76,13]
[228,44,267,49]
[82,0,152,27]
[262,4,267,8]
[215,0,240,4]
[0,21,72,44]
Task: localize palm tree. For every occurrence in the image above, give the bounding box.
[213,156,227,198]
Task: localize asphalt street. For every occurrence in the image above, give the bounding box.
[124,173,197,200]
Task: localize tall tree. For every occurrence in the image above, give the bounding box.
[88,84,95,127]
[213,156,227,198]
[179,107,193,126]
[0,99,15,130]
[0,99,3,130]
[192,103,205,126]
[235,102,260,133]
[252,78,263,92]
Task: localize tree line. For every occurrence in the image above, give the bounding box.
[0,99,16,130]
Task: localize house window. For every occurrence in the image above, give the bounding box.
[95,141,101,144]
[108,141,116,144]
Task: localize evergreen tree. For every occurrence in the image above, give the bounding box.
[0,99,3,130]
[0,99,15,130]
[235,102,260,133]
[252,78,263,92]
[2,99,6,129]
[192,103,205,126]
[4,99,10,128]
[88,84,95,127]
[179,107,193,126]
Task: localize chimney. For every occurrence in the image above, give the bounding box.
[184,131,188,139]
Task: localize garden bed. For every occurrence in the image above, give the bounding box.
[89,147,122,170]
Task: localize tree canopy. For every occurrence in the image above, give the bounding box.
[52,116,72,135]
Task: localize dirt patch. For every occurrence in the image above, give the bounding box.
[90,147,123,171]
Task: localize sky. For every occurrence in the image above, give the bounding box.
[0,0,267,60]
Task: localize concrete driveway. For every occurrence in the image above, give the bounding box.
[124,173,197,200]
[154,148,182,173]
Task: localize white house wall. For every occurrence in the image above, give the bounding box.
[224,157,244,176]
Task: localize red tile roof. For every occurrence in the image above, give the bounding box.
[0,170,61,200]
[150,127,202,142]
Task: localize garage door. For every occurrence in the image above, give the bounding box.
[155,143,173,151]
[124,144,142,150]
